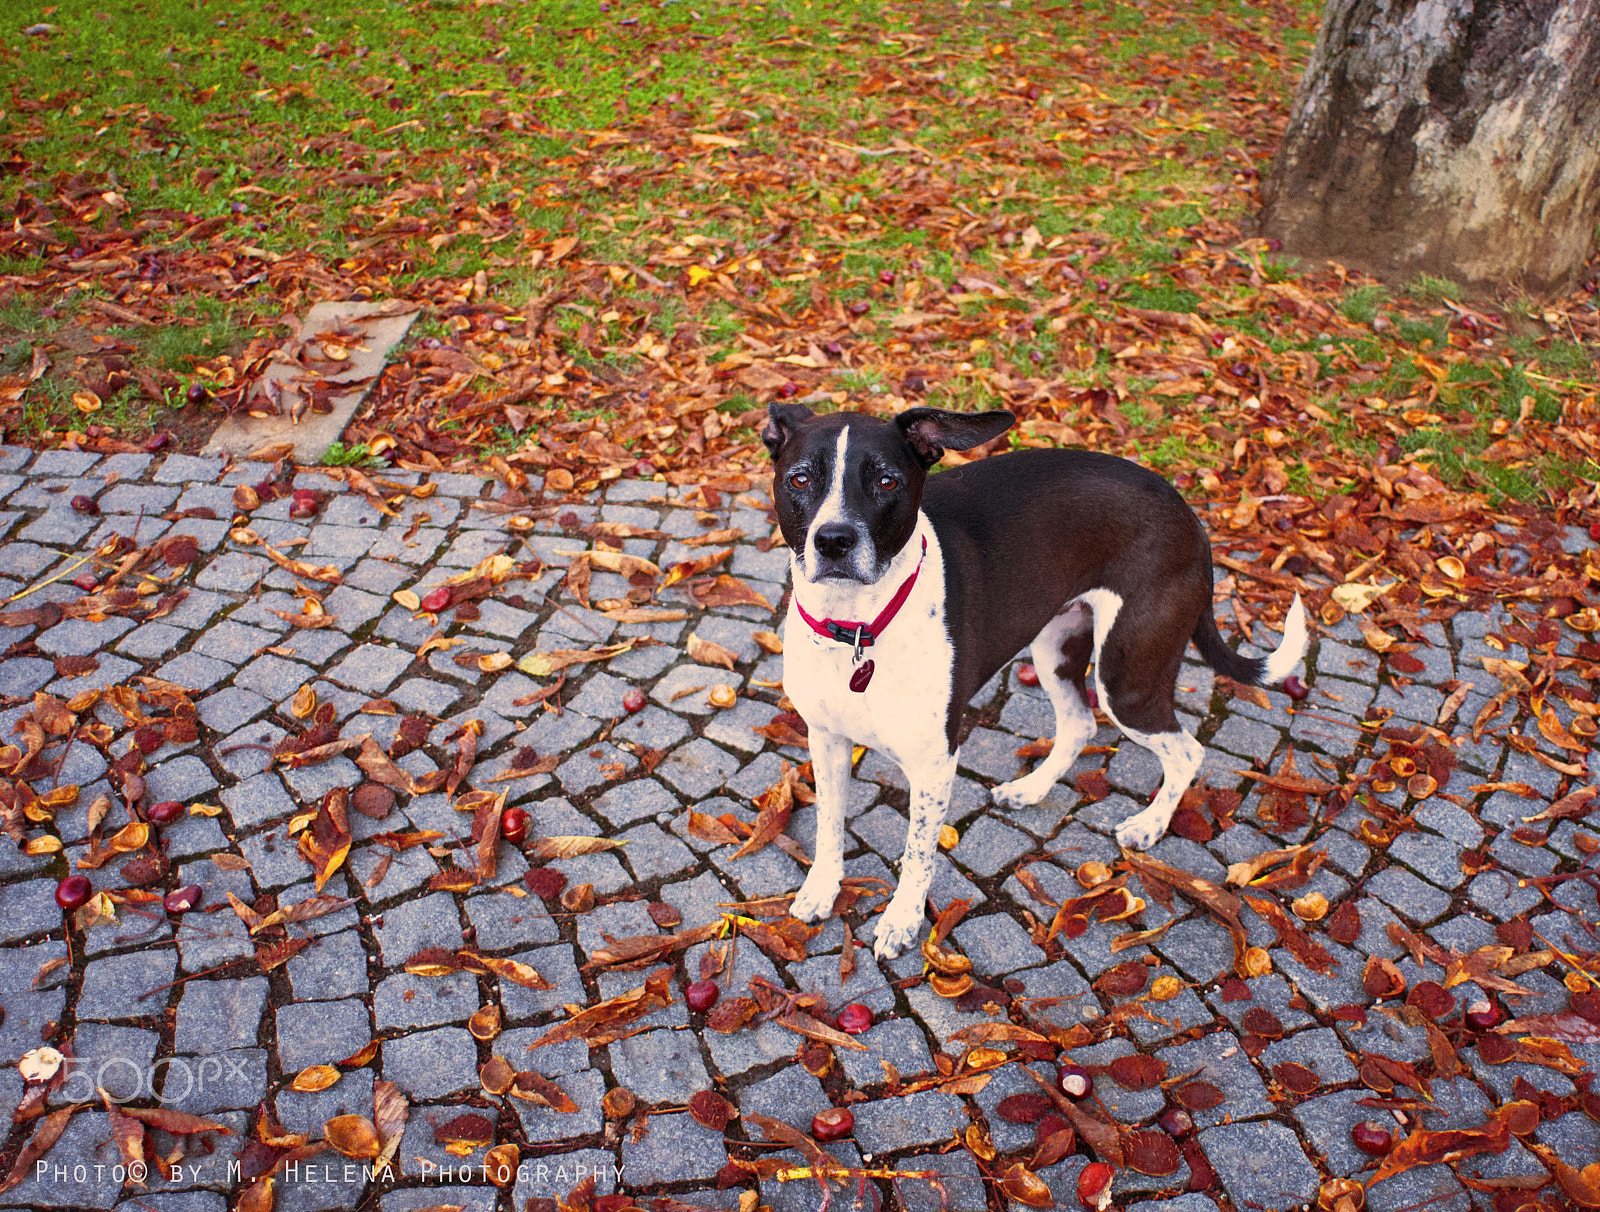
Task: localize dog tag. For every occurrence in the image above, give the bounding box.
[849,660,874,693]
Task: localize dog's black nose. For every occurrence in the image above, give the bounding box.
[814,523,859,559]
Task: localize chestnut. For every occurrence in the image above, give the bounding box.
[55,875,91,911]
[499,807,530,845]
[685,980,720,1012]
[811,1108,853,1142]
[1057,1063,1091,1098]
[147,800,183,826]
[836,1003,872,1034]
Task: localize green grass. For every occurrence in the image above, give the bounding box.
[0,0,1589,508]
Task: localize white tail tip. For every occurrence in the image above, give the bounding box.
[1263,593,1309,685]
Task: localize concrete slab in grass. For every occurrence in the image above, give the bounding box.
[202,301,419,463]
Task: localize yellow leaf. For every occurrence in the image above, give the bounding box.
[687,265,715,286]
[690,132,743,148]
[188,803,223,817]
[1330,580,1394,613]
[1149,975,1185,1001]
[393,590,421,611]
[291,1065,341,1092]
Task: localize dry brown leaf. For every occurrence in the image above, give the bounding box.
[526,835,626,860]
[688,633,740,670]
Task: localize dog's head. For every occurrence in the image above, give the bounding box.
[763,403,1015,585]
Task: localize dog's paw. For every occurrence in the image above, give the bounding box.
[1114,808,1169,852]
[871,899,925,960]
[993,774,1049,810]
[790,868,843,922]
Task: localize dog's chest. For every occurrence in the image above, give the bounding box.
[783,544,954,759]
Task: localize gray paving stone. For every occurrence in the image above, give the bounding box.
[145,754,219,802]
[287,929,372,1001]
[615,821,698,882]
[1156,1031,1273,1128]
[372,891,460,966]
[274,998,370,1070]
[0,878,59,943]
[702,695,781,754]
[499,944,585,1021]
[197,685,272,734]
[593,777,680,828]
[1368,864,1453,923]
[220,771,298,828]
[155,650,235,692]
[20,506,97,546]
[621,1110,728,1183]
[740,1063,831,1125]
[374,969,480,1029]
[280,754,361,801]
[612,704,693,753]
[0,1110,120,1207]
[649,663,743,715]
[657,737,741,797]
[851,1089,965,1156]
[1209,714,1282,762]
[555,740,637,794]
[36,615,137,656]
[608,1028,711,1104]
[155,453,224,482]
[948,814,1033,876]
[380,1024,478,1099]
[118,620,187,659]
[949,912,1045,977]
[1389,830,1467,889]
[78,949,179,1020]
[505,1066,605,1145]
[1198,1120,1321,1211]
[101,481,182,513]
[327,643,414,693]
[0,655,55,697]
[174,977,270,1053]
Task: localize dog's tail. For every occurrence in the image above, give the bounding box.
[1193,594,1308,687]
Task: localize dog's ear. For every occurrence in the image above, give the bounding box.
[762,401,814,457]
[893,407,1015,466]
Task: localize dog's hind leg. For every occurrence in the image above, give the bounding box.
[874,751,957,959]
[790,727,852,922]
[1081,588,1204,851]
[992,603,1096,810]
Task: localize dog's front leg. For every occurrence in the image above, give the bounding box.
[873,753,956,959]
[790,727,852,922]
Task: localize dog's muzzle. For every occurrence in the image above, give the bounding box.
[808,523,874,582]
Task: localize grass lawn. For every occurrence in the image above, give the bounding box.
[0,0,1596,503]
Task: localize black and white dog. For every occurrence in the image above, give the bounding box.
[764,402,1307,959]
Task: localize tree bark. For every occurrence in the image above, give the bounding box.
[1260,0,1600,296]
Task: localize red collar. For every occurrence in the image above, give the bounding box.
[793,537,927,658]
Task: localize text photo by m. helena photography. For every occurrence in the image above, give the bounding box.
[31,1152,628,1191]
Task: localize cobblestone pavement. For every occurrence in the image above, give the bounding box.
[0,447,1596,1212]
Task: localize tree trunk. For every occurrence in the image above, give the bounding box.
[1260,0,1600,296]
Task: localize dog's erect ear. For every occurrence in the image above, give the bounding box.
[762,401,814,457]
[893,407,1015,466]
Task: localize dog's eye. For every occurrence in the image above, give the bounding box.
[877,474,899,491]
[789,471,811,489]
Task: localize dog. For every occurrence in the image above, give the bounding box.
[764,402,1307,959]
